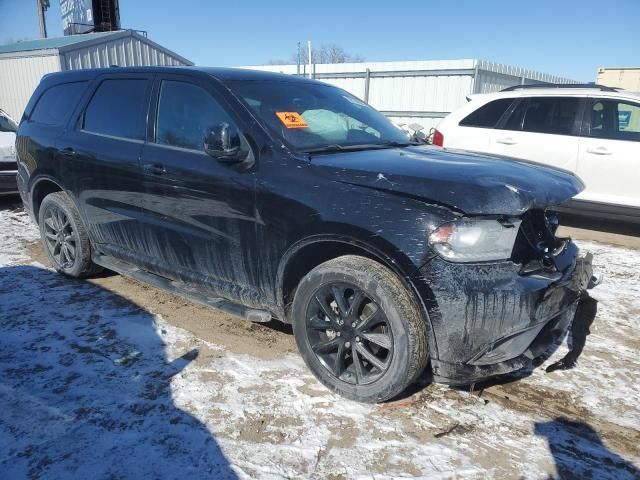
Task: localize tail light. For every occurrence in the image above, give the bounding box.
[432,129,444,147]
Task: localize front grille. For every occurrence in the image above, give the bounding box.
[511,209,564,269]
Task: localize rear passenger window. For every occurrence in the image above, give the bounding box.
[459,98,514,128]
[155,80,235,151]
[520,97,580,135]
[589,99,640,142]
[83,79,148,140]
[30,82,87,126]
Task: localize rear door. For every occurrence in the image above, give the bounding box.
[446,97,516,152]
[576,97,640,208]
[138,74,259,300]
[489,96,583,173]
[61,73,153,260]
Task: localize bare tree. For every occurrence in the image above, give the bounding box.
[266,44,364,65]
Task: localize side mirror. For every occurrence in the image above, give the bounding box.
[204,122,249,162]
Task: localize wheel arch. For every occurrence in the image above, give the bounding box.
[30,176,66,224]
[277,234,438,358]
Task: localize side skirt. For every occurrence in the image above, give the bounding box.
[92,253,273,323]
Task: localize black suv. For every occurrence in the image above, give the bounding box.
[17,67,595,402]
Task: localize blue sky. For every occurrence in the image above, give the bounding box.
[1,0,639,81]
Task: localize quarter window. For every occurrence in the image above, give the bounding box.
[83,79,148,140]
[589,99,640,142]
[459,98,514,128]
[155,80,235,152]
[30,81,88,126]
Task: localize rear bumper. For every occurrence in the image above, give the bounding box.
[419,245,594,385]
[0,170,18,195]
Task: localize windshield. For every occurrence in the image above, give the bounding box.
[226,80,409,152]
[0,113,17,133]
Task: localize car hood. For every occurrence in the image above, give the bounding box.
[309,146,584,215]
[0,132,16,163]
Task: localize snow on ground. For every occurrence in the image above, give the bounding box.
[0,205,639,479]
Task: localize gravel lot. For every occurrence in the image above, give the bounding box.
[1,199,638,479]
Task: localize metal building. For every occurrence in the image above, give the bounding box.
[242,59,577,131]
[0,29,192,120]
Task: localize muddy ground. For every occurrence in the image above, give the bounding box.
[1,199,639,479]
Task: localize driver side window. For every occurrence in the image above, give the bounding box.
[156,80,235,152]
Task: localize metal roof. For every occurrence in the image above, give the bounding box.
[0,31,120,54]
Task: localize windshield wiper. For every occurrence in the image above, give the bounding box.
[302,142,415,154]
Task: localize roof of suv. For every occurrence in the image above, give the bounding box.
[471,84,640,103]
[42,66,320,85]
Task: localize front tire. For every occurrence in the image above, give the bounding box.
[38,191,100,278]
[292,255,429,403]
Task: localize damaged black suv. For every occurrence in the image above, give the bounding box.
[17,67,595,402]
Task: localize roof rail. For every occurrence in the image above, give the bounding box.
[501,83,621,92]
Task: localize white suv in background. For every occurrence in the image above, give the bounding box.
[434,85,640,223]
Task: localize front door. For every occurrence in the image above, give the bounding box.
[139,75,261,304]
[576,97,640,208]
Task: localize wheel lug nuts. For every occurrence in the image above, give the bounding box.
[345,341,351,348]
[336,332,341,336]
[351,322,356,327]
[355,336,360,342]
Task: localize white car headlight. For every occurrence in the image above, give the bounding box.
[429,218,521,262]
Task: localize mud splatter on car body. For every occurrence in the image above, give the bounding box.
[16,66,594,386]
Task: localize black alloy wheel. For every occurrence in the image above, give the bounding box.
[305,282,394,385]
[42,205,77,269]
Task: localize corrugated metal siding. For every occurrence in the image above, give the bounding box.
[240,59,577,131]
[61,34,189,70]
[0,53,61,120]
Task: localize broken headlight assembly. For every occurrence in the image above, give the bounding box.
[429,218,522,262]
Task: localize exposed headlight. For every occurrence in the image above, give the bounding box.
[429,218,521,262]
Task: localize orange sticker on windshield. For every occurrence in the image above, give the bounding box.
[275,112,308,129]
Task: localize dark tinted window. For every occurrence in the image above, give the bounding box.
[459,98,514,128]
[0,114,17,132]
[589,99,640,142]
[30,81,87,126]
[520,97,580,135]
[84,79,148,140]
[156,80,235,151]
[502,100,527,130]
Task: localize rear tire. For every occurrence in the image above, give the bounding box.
[292,255,429,403]
[38,191,100,278]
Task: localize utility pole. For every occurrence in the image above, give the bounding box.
[36,0,50,38]
[308,40,312,79]
[297,42,301,76]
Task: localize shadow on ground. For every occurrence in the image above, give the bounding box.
[535,417,640,480]
[0,264,237,479]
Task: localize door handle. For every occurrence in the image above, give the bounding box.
[60,147,76,157]
[144,163,167,175]
[586,147,612,155]
[496,137,517,145]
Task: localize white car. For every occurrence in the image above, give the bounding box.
[434,85,640,223]
[0,109,18,195]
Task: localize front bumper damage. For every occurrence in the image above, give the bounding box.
[420,242,596,386]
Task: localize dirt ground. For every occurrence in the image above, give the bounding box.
[2,198,639,479]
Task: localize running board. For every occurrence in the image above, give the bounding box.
[92,253,272,323]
